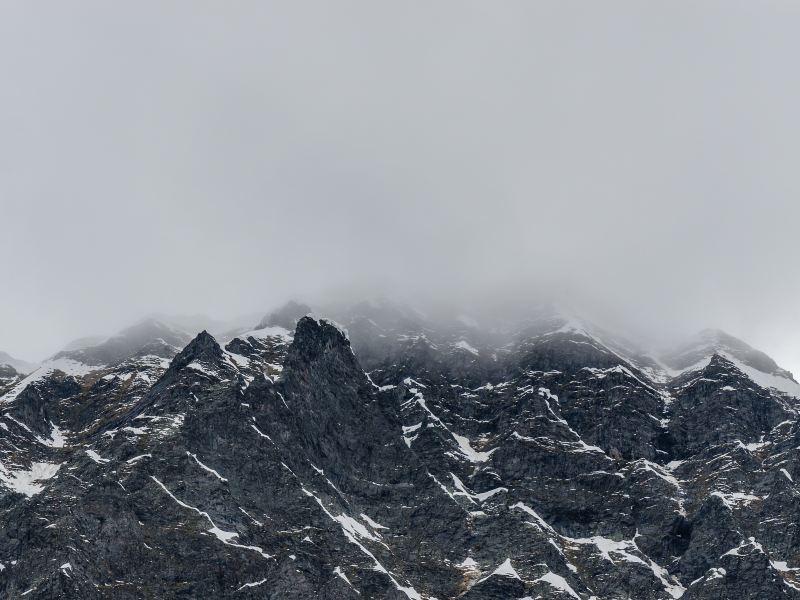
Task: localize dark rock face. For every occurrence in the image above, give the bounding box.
[0,363,20,392]
[1,308,800,599]
[668,355,792,457]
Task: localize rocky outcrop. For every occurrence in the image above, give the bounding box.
[1,308,799,599]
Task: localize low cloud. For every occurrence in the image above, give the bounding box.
[2,1,800,374]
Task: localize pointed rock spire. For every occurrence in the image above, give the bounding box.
[280,316,369,395]
[169,330,224,372]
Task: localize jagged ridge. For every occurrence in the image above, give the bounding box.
[0,304,799,599]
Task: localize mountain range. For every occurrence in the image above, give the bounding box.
[1,300,799,599]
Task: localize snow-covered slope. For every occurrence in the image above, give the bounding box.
[0,350,38,375]
[52,318,193,367]
[662,329,800,398]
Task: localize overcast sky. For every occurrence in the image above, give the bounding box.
[2,1,800,373]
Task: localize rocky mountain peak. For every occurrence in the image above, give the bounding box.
[168,330,224,371]
[0,363,17,377]
[281,316,361,383]
[256,300,312,330]
[3,304,800,599]
[664,328,791,379]
[0,350,38,375]
[0,362,19,390]
[53,318,193,367]
[704,352,741,374]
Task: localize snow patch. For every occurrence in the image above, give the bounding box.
[0,461,61,497]
[35,422,67,448]
[452,433,496,463]
[478,558,520,583]
[536,570,581,599]
[236,578,268,591]
[454,340,479,356]
[0,359,95,405]
[360,513,388,530]
[150,477,270,558]
[302,487,422,599]
[675,351,800,398]
[333,566,359,592]
[239,325,293,342]
[85,449,110,464]
[187,452,228,482]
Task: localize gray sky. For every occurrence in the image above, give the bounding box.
[2,1,800,373]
